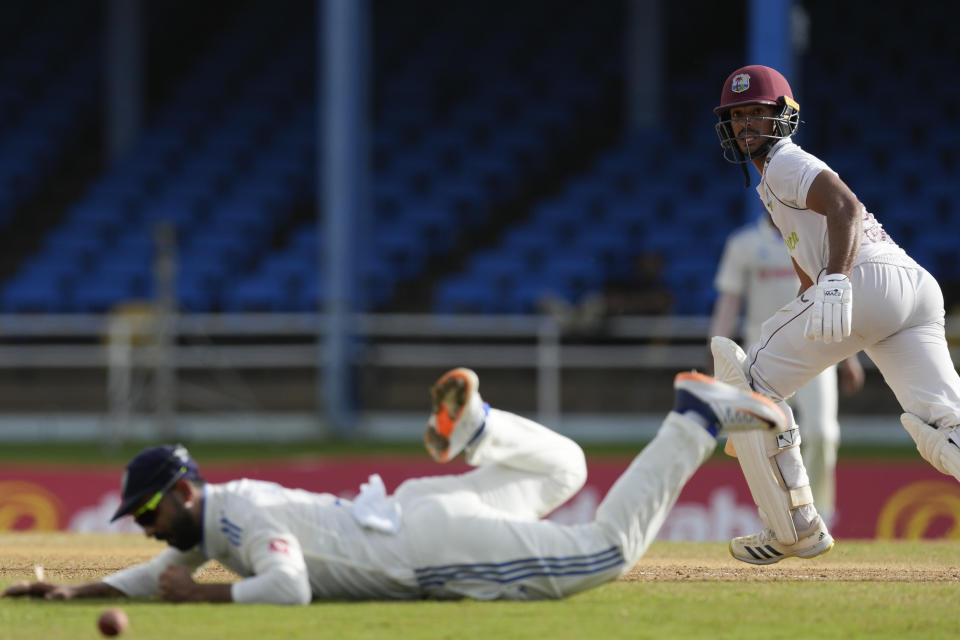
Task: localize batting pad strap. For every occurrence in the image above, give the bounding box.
[788,485,814,509]
[729,429,799,545]
[775,428,801,452]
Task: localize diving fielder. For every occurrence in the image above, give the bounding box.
[3,368,785,603]
[712,64,960,564]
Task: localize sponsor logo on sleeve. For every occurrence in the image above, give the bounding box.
[269,538,290,554]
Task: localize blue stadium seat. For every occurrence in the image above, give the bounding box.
[176,277,216,312]
[1,276,64,313]
[227,275,291,312]
[72,279,138,312]
[375,225,428,279]
[467,251,526,292]
[433,275,498,314]
[504,277,573,314]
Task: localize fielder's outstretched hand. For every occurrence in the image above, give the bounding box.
[804,274,852,343]
[158,565,198,602]
[2,581,78,600]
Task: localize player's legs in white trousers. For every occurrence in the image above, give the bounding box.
[394,408,588,520]
[745,259,960,537]
[401,411,715,600]
[792,365,840,523]
[751,260,960,425]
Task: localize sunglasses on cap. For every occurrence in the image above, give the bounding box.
[132,465,188,527]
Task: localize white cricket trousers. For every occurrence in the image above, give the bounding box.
[748,258,960,431]
[394,408,714,600]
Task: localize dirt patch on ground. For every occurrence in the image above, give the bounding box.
[0,534,240,584]
[4,533,960,585]
[623,558,960,582]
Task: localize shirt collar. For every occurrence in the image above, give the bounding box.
[762,137,792,173]
[199,483,210,553]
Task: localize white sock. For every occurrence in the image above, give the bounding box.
[793,505,817,531]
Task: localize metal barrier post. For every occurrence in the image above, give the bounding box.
[106,315,133,448]
[537,315,561,428]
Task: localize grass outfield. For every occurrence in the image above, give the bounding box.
[1,534,957,639]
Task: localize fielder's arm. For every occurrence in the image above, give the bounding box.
[157,565,232,603]
[2,579,123,600]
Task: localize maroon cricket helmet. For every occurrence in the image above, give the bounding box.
[713,65,801,166]
[714,65,796,116]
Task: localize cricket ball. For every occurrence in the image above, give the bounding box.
[97,608,129,637]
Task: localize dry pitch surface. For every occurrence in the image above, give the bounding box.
[3,532,959,585]
[3,534,959,640]
[626,544,960,582]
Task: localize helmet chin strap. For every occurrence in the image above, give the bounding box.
[735,148,752,187]
[737,138,776,187]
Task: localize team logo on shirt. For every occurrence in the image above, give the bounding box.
[784,231,799,251]
[269,538,290,554]
[220,517,243,547]
[731,73,750,93]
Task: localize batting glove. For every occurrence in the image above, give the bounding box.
[804,273,852,344]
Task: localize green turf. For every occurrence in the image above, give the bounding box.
[0,580,954,639]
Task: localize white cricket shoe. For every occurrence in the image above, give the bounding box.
[729,515,834,564]
[673,372,787,436]
[424,367,488,463]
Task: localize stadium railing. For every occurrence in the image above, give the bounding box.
[0,312,951,445]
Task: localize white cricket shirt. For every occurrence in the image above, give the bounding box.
[756,138,905,282]
[102,479,419,604]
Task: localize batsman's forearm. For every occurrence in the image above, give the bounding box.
[825,203,861,277]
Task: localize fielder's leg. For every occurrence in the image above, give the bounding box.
[404,372,785,600]
[398,368,587,519]
[593,372,787,570]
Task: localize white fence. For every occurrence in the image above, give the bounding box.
[0,312,954,445]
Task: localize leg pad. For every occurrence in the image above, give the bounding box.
[712,336,807,545]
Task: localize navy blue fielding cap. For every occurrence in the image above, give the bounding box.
[110,444,199,522]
